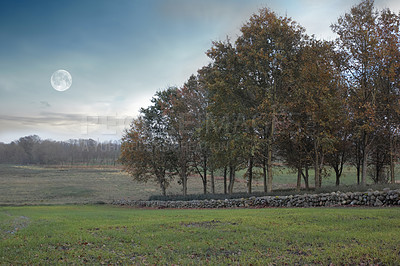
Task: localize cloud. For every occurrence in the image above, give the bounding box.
[0,112,83,127]
[158,0,257,21]
[376,0,400,10]
[156,0,265,39]
[2,0,400,143]
[0,112,133,143]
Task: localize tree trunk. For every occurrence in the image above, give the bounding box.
[361,152,368,186]
[375,148,380,183]
[356,141,361,185]
[361,134,368,186]
[319,154,324,187]
[361,149,368,186]
[305,168,309,190]
[161,182,166,196]
[247,157,253,194]
[203,158,207,194]
[336,152,345,186]
[390,135,395,184]
[224,166,227,194]
[211,169,215,194]
[267,82,276,193]
[158,174,167,196]
[228,165,235,194]
[296,167,302,191]
[332,162,341,186]
[303,165,309,190]
[263,159,267,193]
[181,164,188,196]
[314,140,320,188]
[231,168,236,194]
[267,124,274,193]
[335,169,340,186]
[184,175,187,196]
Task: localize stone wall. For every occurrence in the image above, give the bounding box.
[112,188,400,208]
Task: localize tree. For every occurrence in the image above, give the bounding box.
[182,74,211,194]
[159,84,199,196]
[325,121,352,186]
[236,8,305,192]
[375,8,400,183]
[197,65,217,194]
[120,90,177,196]
[331,0,380,185]
[278,38,345,189]
[0,143,5,163]
[332,0,400,185]
[118,1,400,194]
[275,113,314,191]
[205,39,249,194]
[17,135,41,164]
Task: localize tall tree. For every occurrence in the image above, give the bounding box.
[206,39,247,194]
[278,37,344,188]
[375,8,400,183]
[162,75,209,195]
[331,0,380,185]
[332,0,400,185]
[236,8,305,192]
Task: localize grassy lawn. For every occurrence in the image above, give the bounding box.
[1,205,400,264]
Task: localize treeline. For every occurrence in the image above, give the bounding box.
[120,0,400,196]
[0,135,121,166]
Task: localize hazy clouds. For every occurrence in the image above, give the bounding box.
[0,0,399,143]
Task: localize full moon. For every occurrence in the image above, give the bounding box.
[51,69,72,91]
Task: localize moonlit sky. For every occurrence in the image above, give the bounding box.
[1,0,399,143]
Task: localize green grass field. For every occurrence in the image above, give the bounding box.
[1,165,399,264]
[1,205,399,264]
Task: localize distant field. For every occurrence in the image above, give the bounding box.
[0,164,157,205]
[0,164,397,205]
[1,205,399,264]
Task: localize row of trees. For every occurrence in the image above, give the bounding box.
[0,135,121,166]
[120,0,400,196]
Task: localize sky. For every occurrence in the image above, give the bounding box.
[1,0,399,143]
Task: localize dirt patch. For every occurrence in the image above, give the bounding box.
[181,220,238,228]
[181,219,222,228]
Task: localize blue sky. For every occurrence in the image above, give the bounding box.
[0,0,399,143]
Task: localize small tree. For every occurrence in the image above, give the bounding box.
[120,89,178,196]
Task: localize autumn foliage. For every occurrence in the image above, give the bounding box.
[120,0,400,196]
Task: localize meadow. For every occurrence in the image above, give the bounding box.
[1,205,400,264]
[0,164,385,205]
[1,164,400,264]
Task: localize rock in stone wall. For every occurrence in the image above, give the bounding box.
[112,188,400,209]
